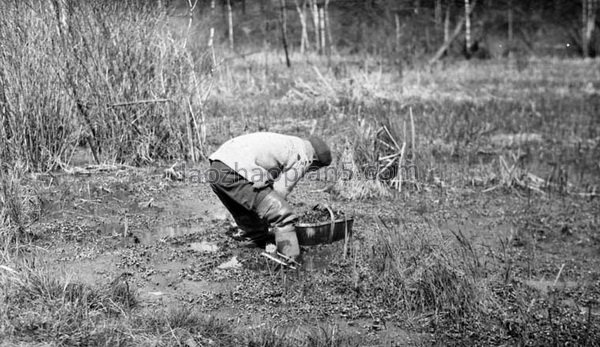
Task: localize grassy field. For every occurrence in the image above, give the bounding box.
[1,1,600,346]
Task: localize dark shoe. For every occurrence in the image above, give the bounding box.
[234,232,275,249]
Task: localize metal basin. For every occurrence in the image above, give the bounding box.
[296,218,354,246]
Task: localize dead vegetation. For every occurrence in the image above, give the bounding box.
[0,1,599,346]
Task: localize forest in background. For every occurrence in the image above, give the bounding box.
[166,0,600,65]
[1,0,598,170]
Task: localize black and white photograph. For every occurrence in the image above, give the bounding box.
[0,0,599,345]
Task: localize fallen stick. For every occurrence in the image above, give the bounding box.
[377,155,400,180]
[410,107,416,154]
[276,251,301,267]
[482,185,500,193]
[553,264,565,287]
[261,252,298,270]
[378,152,402,161]
[376,138,396,151]
[574,192,600,198]
[395,142,407,191]
[108,99,173,107]
[383,125,401,150]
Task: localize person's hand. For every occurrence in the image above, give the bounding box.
[312,203,326,211]
[274,226,300,262]
[252,179,272,189]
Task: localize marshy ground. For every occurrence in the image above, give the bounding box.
[0,3,599,344]
[3,148,599,345]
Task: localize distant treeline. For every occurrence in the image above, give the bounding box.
[165,0,599,60]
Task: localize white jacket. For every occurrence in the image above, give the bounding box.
[209,132,315,198]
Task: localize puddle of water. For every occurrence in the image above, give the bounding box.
[302,247,336,272]
[525,279,579,295]
[139,225,203,244]
[155,196,230,221]
[218,256,241,269]
[189,241,219,253]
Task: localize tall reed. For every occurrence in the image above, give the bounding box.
[0,0,210,170]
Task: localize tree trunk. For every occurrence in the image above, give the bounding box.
[294,0,309,53]
[208,0,216,70]
[464,0,472,55]
[507,0,513,56]
[582,0,597,58]
[279,0,291,67]
[582,0,589,57]
[183,0,198,49]
[226,0,234,50]
[319,5,325,54]
[444,2,451,43]
[430,0,477,64]
[395,12,401,52]
[325,0,333,56]
[435,0,442,29]
[309,0,319,52]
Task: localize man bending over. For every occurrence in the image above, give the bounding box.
[208,132,332,261]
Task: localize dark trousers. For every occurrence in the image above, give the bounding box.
[209,160,271,236]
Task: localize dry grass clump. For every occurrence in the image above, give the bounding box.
[369,220,491,328]
[0,168,26,236]
[243,324,362,347]
[365,217,600,344]
[0,165,43,260]
[330,145,393,201]
[0,0,210,170]
[0,261,365,345]
[128,306,233,346]
[328,105,421,200]
[0,262,136,345]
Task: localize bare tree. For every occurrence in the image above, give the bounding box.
[430,0,478,64]
[208,0,216,70]
[184,0,199,49]
[444,1,451,43]
[294,0,310,53]
[395,12,401,52]
[464,0,472,55]
[324,0,334,56]
[582,0,597,57]
[309,0,320,52]
[435,0,442,30]
[507,0,513,57]
[319,4,325,54]
[226,0,234,50]
[279,0,291,67]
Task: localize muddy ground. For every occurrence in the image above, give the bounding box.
[18,157,599,346]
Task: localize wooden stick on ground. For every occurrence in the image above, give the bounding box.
[261,252,297,270]
[108,99,172,108]
[410,107,416,158]
[553,263,565,287]
[383,125,401,150]
[409,107,419,190]
[396,142,407,191]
